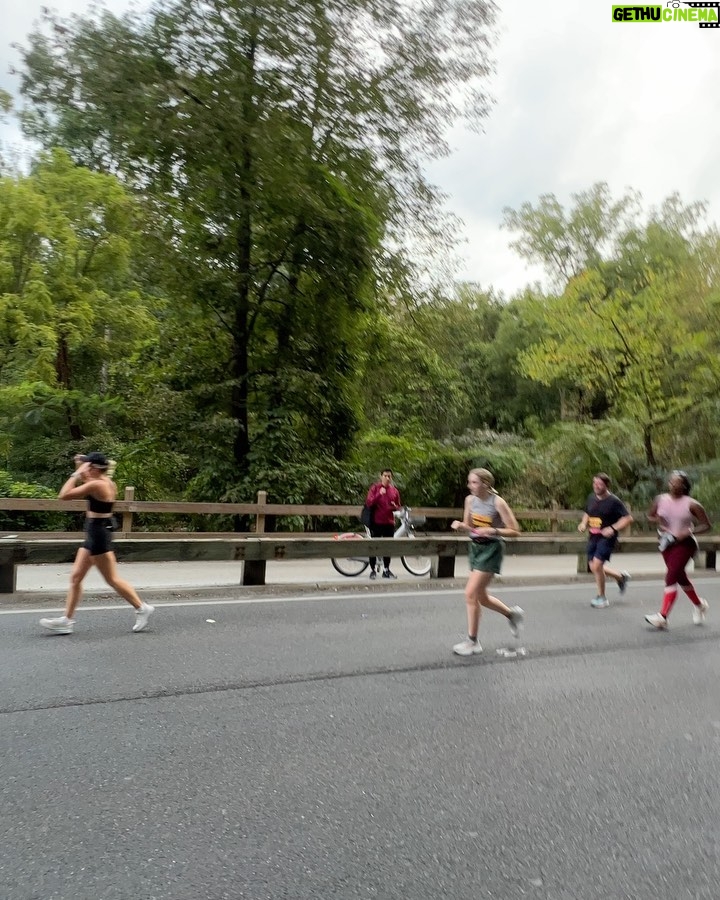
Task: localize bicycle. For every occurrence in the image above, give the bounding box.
[331,507,432,578]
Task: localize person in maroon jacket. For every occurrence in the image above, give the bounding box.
[365,468,402,579]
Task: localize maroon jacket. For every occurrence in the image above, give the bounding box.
[365,482,402,526]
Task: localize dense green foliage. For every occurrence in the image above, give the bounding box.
[15,0,496,509]
[0,4,718,529]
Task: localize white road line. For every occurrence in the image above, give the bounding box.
[0,580,669,616]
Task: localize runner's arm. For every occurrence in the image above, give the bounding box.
[451,496,473,532]
[646,497,660,525]
[690,501,712,535]
[495,497,521,537]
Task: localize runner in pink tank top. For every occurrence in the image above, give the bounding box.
[645,470,712,630]
[655,493,694,540]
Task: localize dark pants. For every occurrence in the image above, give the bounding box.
[370,523,395,570]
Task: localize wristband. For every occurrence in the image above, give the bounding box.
[611,526,618,536]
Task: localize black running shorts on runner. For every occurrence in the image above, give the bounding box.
[83,518,113,556]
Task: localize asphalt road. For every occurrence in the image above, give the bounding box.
[2,578,719,900]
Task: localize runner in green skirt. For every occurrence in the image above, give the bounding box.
[450,468,525,656]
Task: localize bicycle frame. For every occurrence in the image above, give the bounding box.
[360,508,415,539]
[332,507,430,577]
[393,507,415,538]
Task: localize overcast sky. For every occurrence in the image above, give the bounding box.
[2,0,720,297]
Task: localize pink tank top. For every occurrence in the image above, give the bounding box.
[655,494,693,538]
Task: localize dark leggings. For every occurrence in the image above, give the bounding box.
[662,538,696,586]
[369,523,395,569]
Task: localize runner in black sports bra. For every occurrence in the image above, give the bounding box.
[83,479,116,555]
[39,451,155,636]
[87,495,114,514]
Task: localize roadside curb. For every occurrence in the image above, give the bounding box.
[2,570,708,608]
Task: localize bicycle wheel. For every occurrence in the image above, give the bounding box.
[401,553,432,577]
[331,533,370,577]
[332,556,370,577]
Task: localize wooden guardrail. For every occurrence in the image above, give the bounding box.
[1,533,718,594]
[0,489,599,534]
[0,535,458,593]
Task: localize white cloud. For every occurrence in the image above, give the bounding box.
[428,0,720,294]
[2,0,719,297]
[1,2,139,89]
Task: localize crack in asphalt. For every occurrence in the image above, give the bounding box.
[1,629,718,716]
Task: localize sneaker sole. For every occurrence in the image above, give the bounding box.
[453,646,483,657]
[40,620,75,634]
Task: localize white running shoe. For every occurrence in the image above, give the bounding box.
[618,572,631,595]
[508,606,524,639]
[692,598,709,626]
[39,616,75,635]
[453,639,483,657]
[132,603,155,633]
[645,613,668,630]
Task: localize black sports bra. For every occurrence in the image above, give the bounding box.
[87,495,114,514]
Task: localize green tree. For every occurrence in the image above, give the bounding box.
[507,188,720,466]
[392,285,561,434]
[502,183,641,288]
[359,313,469,439]
[0,90,13,173]
[17,0,497,495]
[0,148,159,466]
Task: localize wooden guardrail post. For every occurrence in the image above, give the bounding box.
[243,490,268,584]
[0,547,17,593]
[122,486,135,534]
[431,555,456,578]
[255,491,267,534]
[550,500,559,534]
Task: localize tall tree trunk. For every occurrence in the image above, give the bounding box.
[56,335,83,441]
[55,334,71,389]
[643,426,656,468]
